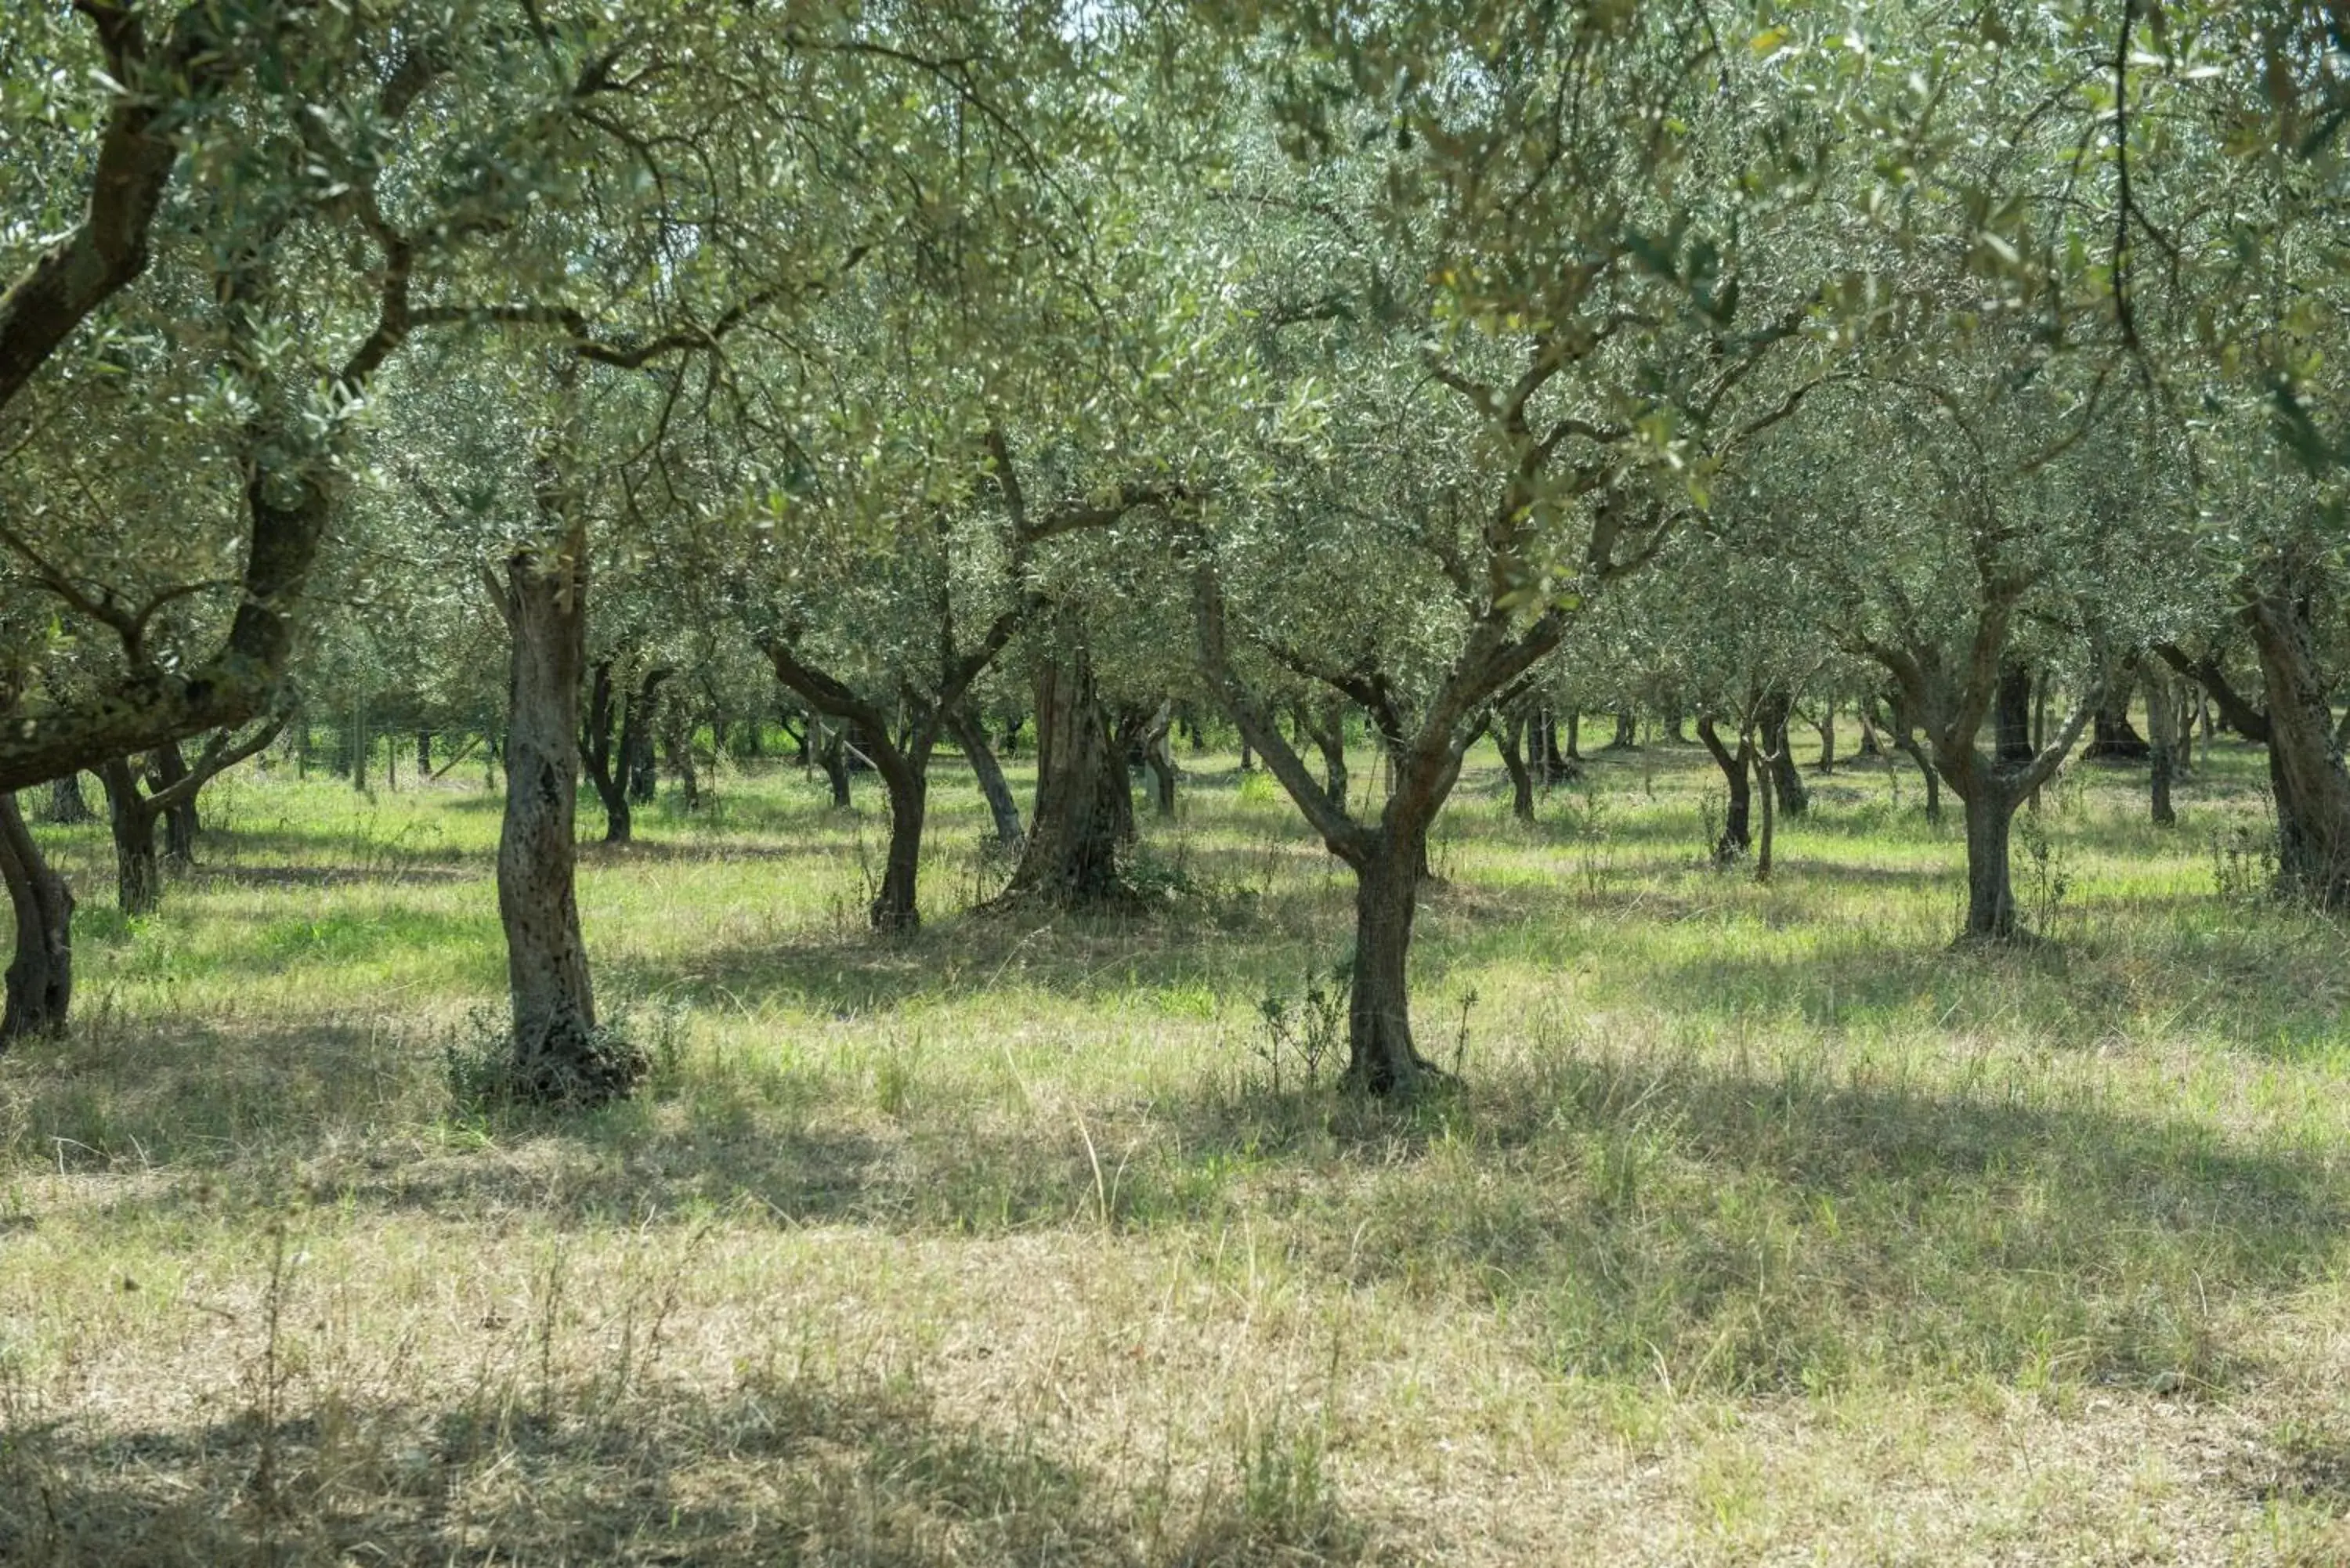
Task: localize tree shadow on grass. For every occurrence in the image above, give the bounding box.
[0,1368,1380,1567]
[1176,1049,2350,1397]
[36,1020,2350,1405]
[1618,912,2350,1058]
[606,894,1335,1019]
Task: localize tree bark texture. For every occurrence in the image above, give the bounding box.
[0,793,74,1043]
[1994,659,2034,764]
[2244,581,2350,909]
[494,533,632,1107]
[1348,822,1430,1093]
[1960,782,2020,938]
[150,741,197,865]
[1756,689,1808,817]
[2145,661,2178,828]
[950,704,1025,853]
[96,757,161,916]
[1696,716,1752,862]
[1001,636,1127,907]
[1496,710,1536,822]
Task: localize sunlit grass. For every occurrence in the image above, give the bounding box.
[4,735,2349,1563]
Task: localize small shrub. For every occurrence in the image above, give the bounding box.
[443,1000,659,1115]
[2016,812,2073,934]
[1254,959,1348,1091]
[2211,819,2280,905]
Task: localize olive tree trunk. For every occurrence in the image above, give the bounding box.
[1959,781,2020,938]
[949,704,1024,853]
[2245,580,2350,909]
[862,731,933,933]
[2144,661,2178,828]
[1756,689,1808,817]
[96,757,162,916]
[150,741,198,866]
[42,773,94,825]
[584,660,631,844]
[1347,817,1431,1091]
[1000,634,1127,907]
[1695,715,1752,862]
[1495,710,1536,822]
[0,792,73,1043]
[490,533,632,1107]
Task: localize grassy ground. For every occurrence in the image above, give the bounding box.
[4,733,2350,1565]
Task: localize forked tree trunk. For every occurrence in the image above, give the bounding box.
[1001,634,1126,907]
[96,758,161,916]
[1810,707,1835,774]
[1695,716,1752,861]
[950,705,1024,852]
[1496,711,1535,822]
[1881,695,1941,823]
[1300,703,1350,807]
[0,793,73,1043]
[1756,690,1808,818]
[495,537,631,1107]
[42,773,93,825]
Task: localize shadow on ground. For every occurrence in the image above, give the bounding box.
[0,1368,1380,1567]
[23,1017,2346,1400]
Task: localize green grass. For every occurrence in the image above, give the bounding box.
[5,737,2350,1564]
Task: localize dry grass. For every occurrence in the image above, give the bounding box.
[5,736,2350,1564]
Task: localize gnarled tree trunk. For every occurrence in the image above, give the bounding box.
[1756,689,1808,818]
[0,793,73,1043]
[1300,700,1350,807]
[493,529,631,1107]
[871,748,929,934]
[1994,659,2034,764]
[1001,633,1126,907]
